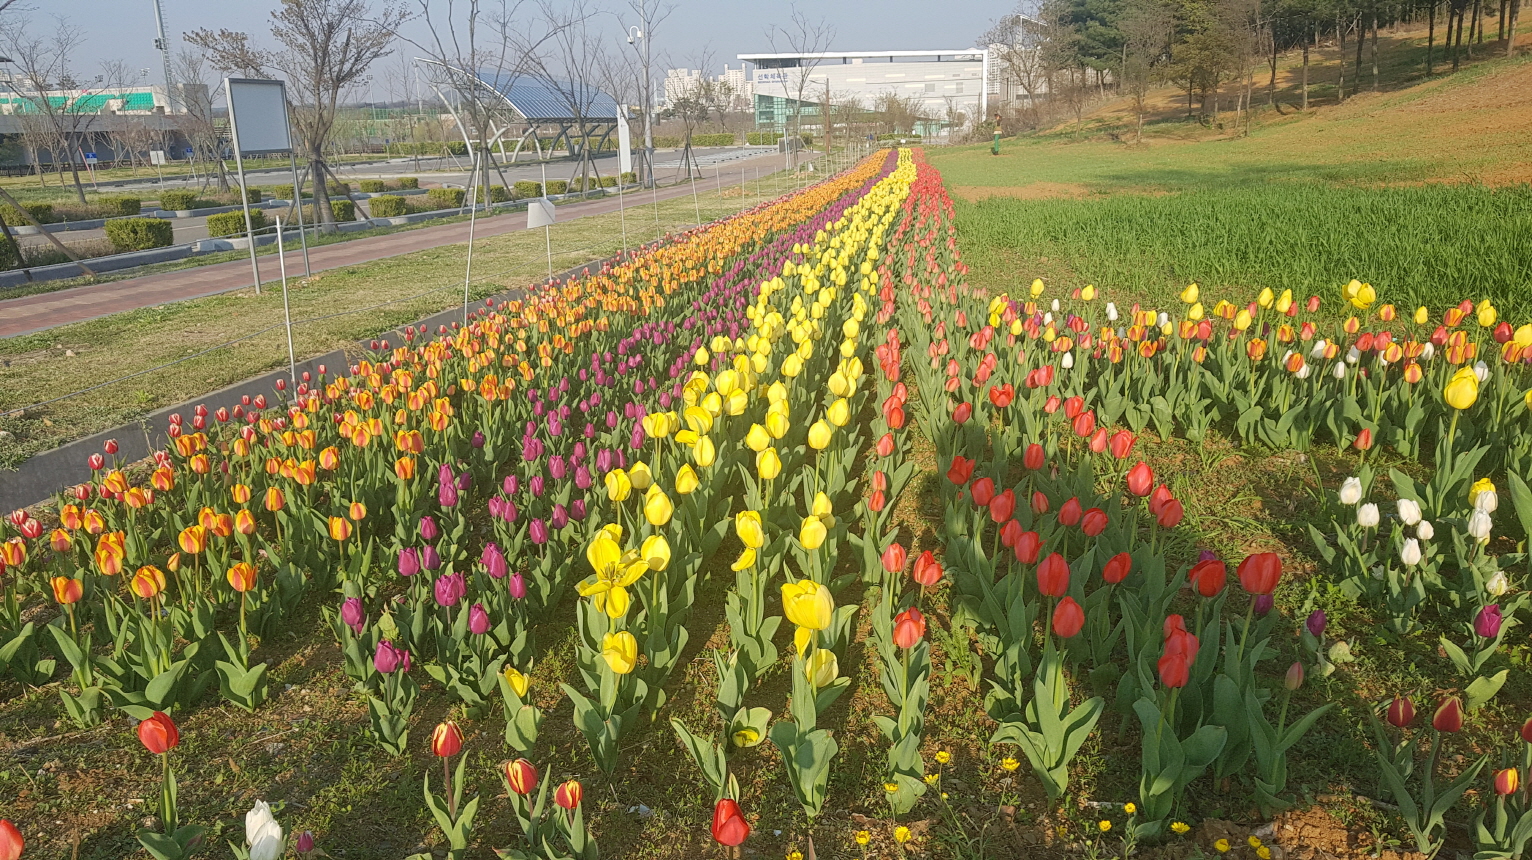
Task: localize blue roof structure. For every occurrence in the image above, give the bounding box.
[475,72,620,123]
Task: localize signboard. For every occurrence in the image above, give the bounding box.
[754,69,789,86]
[149,150,166,165]
[83,152,98,164]
[617,107,633,176]
[224,78,293,154]
[185,148,195,157]
[527,198,556,229]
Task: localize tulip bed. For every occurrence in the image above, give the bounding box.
[3,146,1532,859]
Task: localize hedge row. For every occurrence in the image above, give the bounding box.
[0,197,142,226]
[104,218,173,252]
[206,210,268,238]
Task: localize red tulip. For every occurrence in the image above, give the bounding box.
[912,551,944,587]
[138,711,180,754]
[88,453,105,471]
[0,820,20,860]
[1433,697,1464,733]
[881,542,908,574]
[712,798,750,847]
[1023,443,1046,471]
[868,490,887,512]
[1071,410,1096,438]
[1156,499,1184,528]
[1031,491,1049,515]
[946,456,975,485]
[1080,507,1108,536]
[1354,428,1373,451]
[876,433,896,457]
[1052,596,1085,638]
[1188,559,1226,598]
[971,477,996,508]
[555,779,583,810]
[1494,321,1514,344]
[1495,768,1520,796]
[999,519,1025,549]
[431,721,463,757]
[1102,551,1131,584]
[1521,716,1532,744]
[1043,395,1061,413]
[988,383,1014,408]
[1088,427,1108,454]
[989,489,1016,523]
[1125,461,1154,497]
[1063,396,1084,419]
[1387,697,1415,728]
[1157,652,1190,688]
[1058,497,1082,526]
[505,759,539,795]
[1109,430,1136,460]
[893,607,927,648]
[953,402,973,424]
[1037,552,1070,597]
[1236,552,1282,596]
[1014,531,1043,564]
[104,438,119,455]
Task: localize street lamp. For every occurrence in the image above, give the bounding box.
[624,24,654,188]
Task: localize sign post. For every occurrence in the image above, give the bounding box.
[224,77,297,296]
[275,215,296,387]
[527,197,556,279]
[149,149,166,186]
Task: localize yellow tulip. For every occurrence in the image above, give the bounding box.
[757,447,782,480]
[605,468,632,502]
[1030,278,1045,298]
[767,382,788,404]
[693,346,710,366]
[640,534,671,571]
[580,528,648,619]
[504,666,530,698]
[811,491,834,522]
[807,420,833,450]
[1349,282,1376,310]
[1515,325,1532,348]
[782,579,833,631]
[1478,301,1497,327]
[828,372,853,397]
[805,648,839,688]
[1257,287,1274,309]
[1180,283,1199,304]
[827,398,851,427]
[735,510,765,548]
[1275,289,1293,313]
[1415,306,1430,325]
[1444,367,1480,410]
[1233,309,1252,331]
[642,413,673,439]
[1080,284,1096,301]
[745,423,771,452]
[765,411,790,439]
[628,461,653,490]
[1186,302,1204,321]
[693,436,717,468]
[602,631,638,675]
[1469,477,1496,507]
[328,517,352,541]
[643,486,673,526]
[799,516,827,550]
[732,546,756,570]
[674,464,699,495]
[725,390,749,415]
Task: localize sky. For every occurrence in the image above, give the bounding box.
[33,0,1003,101]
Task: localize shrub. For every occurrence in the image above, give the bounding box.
[358,179,386,193]
[104,217,174,252]
[621,171,637,184]
[546,180,568,195]
[745,132,781,145]
[206,209,268,238]
[396,177,419,189]
[1,202,59,226]
[264,184,309,201]
[488,185,510,203]
[0,234,17,269]
[158,190,199,212]
[97,196,141,217]
[242,186,262,204]
[651,135,683,148]
[513,181,542,199]
[307,199,355,222]
[326,181,351,196]
[425,187,465,209]
[692,133,736,147]
[600,176,617,188]
[368,195,408,218]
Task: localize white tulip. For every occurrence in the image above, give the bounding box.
[1417,520,1435,540]
[1062,352,1075,369]
[1338,477,1363,505]
[1051,298,1060,313]
[1486,571,1510,597]
[1281,350,1293,365]
[1396,498,1422,526]
[1468,509,1493,541]
[1377,357,1389,369]
[1475,489,1499,514]
[1332,362,1346,380]
[1297,363,1312,379]
[1357,502,1380,528]
[1117,327,1127,339]
[1474,360,1489,382]
[1106,302,1119,321]
[1043,311,1054,325]
[1310,340,1328,359]
[1157,311,1170,327]
[1346,346,1361,365]
[1422,342,1436,360]
[246,801,285,860]
[1400,538,1421,566]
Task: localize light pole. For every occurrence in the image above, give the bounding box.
[625,25,654,188]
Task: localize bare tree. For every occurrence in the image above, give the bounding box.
[0,15,111,202]
[172,47,232,192]
[523,0,617,192]
[187,0,407,231]
[1120,0,1175,142]
[981,6,1053,127]
[764,7,834,171]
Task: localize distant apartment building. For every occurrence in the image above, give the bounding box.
[661,66,755,112]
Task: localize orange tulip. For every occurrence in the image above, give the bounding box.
[51,576,83,605]
[189,454,211,474]
[83,509,105,534]
[131,565,166,599]
[235,510,257,536]
[328,517,352,541]
[293,460,317,486]
[178,525,208,555]
[319,446,341,470]
[49,528,72,553]
[226,562,258,593]
[166,552,181,573]
[395,456,416,480]
[102,470,129,494]
[210,513,233,538]
[60,504,83,531]
[348,502,367,522]
[265,487,286,512]
[231,484,251,504]
[123,487,152,509]
[151,467,176,492]
[198,507,218,531]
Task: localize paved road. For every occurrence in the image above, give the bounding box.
[0,151,813,339]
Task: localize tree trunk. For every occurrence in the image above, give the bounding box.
[1510,0,1522,56]
[310,156,337,232]
[1499,0,1509,39]
[1302,45,1310,109]
[1454,3,1466,69]
[1372,14,1381,90]
[1269,30,1279,106]
[1338,19,1347,101]
[1429,1,1438,72]
[1355,14,1367,85]
[1469,0,1480,54]
[67,144,87,204]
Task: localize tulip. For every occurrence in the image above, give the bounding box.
[1305,609,1327,638]
[131,565,167,599]
[434,572,466,607]
[373,640,408,674]
[1338,477,1363,505]
[1496,768,1520,796]
[1285,661,1304,690]
[1433,696,1464,733]
[1396,498,1422,526]
[138,711,180,754]
[893,607,927,648]
[1521,717,1532,745]
[971,477,996,508]
[1468,509,1493,542]
[712,798,750,847]
[1058,497,1082,526]
[1125,461,1154,497]
[227,562,258,593]
[1470,477,1499,513]
[1236,552,1281,595]
[1102,552,1131,584]
[602,631,638,674]
[1188,559,1226,598]
[421,544,443,571]
[1475,604,1503,639]
[1023,443,1046,471]
[799,515,827,550]
[1444,366,1479,410]
[328,517,352,541]
[946,455,975,485]
[990,489,1017,523]
[1014,530,1043,564]
[555,779,584,810]
[1387,696,1415,728]
[644,486,674,526]
[756,447,782,479]
[1158,651,1190,688]
[805,648,839,687]
[505,759,539,795]
[1079,507,1108,536]
[1052,596,1085,638]
[51,576,83,605]
[1418,520,1436,540]
[508,573,527,600]
[1400,538,1422,567]
[245,801,285,860]
[341,597,365,635]
[295,831,315,855]
[953,402,973,424]
[1356,503,1380,528]
[1037,552,1070,597]
[735,510,764,548]
[782,580,833,631]
[881,542,908,574]
[912,550,944,587]
[807,420,833,450]
[1486,571,1510,597]
[469,603,491,635]
[0,821,22,860]
[431,721,463,757]
[1031,491,1049,515]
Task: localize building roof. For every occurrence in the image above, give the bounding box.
[474,71,621,122]
[737,49,985,61]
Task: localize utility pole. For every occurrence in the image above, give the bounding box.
[627,24,656,188]
[149,0,177,114]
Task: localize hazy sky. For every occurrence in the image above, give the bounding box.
[30,0,1003,100]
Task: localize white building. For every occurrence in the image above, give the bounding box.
[736,49,988,137]
[662,66,755,112]
[662,68,703,108]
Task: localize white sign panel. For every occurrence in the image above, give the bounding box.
[225,78,293,154]
[617,107,633,176]
[527,198,556,229]
[755,69,789,86]
[149,150,166,165]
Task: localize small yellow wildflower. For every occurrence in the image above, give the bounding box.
[884,781,899,794]
[1000,756,1020,772]
[1171,821,1191,834]
[1257,848,1272,860]
[935,750,951,764]
[1215,839,1231,853]
[787,852,803,860]
[923,773,939,785]
[1123,802,1136,815]
[941,791,949,800]
[893,826,911,844]
[1248,836,1263,849]
[1099,820,1112,833]
[854,831,871,846]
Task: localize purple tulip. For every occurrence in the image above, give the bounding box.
[482,542,508,578]
[1198,549,1218,562]
[551,504,569,530]
[530,518,549,545]
[575,464,593,490]
[421,545,442,571]
[1306,609,1327,638]
[1476,604,1503,639]
[508,573,527,600]
[469,602,490,635]
[434,572,466,607]
[1253,594,1274,617]
[606,410,619,430]
[629,424,646,450]
[457,471,473,491]
[548,417,563,437]
[296,832,316,854]
[471,430,486,449]
[374,639,403,673]
[573,440,587,460]
[549,455,567,480]
[500,498,519,523]
[530,475,545,498]
[570,499,588,521]
[503,475,519,496]
[420,515,440,541]
[439,481,459,508]
[596,449,614,474]
[398,547,421,577]
[533,400,545,418]
[341,597,366,634]
[584,422,596,439]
